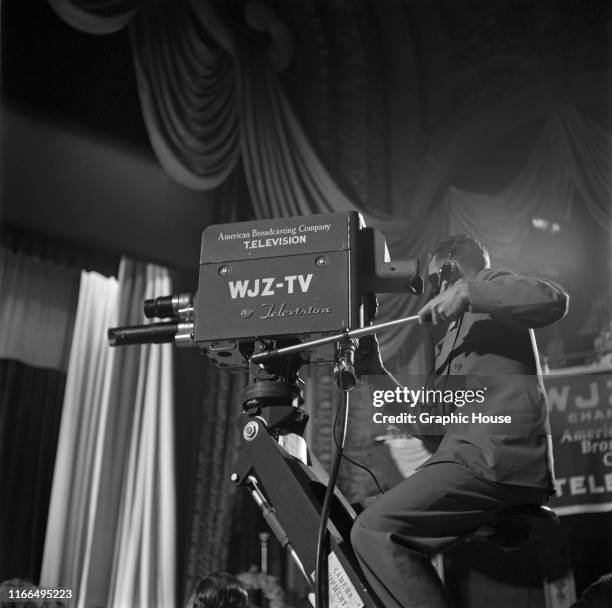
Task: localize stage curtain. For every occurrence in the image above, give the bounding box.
[47,0,612,585]
[129,1,240,191]
[447,106,612,272]
[108,262,176,608]
[39,270,119,605]
[0,246,80,372]
[47,3,612,361]
[0,360,67,583]
[48,0,142,34]
[182,365,246,602]
[40,259,176,608]
[0,247,80,583]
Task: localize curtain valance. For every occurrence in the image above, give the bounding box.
[48,0,611,361]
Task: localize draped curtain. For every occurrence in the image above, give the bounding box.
[448,106,612,270]
[0,246,80,583]
[183,365,246,601]
[109,263,176,608]
[40,259,176,608]
[47,0,612,594]
[47,0,612,360]
[0,361,67,582]
[0,246,80,371]
[40,270,120,605]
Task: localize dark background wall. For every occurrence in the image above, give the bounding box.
[1,107,217,270]
[0,1,219,271]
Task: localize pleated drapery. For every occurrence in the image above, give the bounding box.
[0,247,80,372]
[0,360,67,583]
[183,365,246,599]
[109,263,176,608]
[45,0,612,593]
[40,270,119,605]
[0,247,80,583]
[49,0,612,363]
[130,1,240,191]
[40,260,176,608]
[447,106,612,269]
[48,0,142,34]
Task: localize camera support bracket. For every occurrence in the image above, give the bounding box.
[230,410,384,608]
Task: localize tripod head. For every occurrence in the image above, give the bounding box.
[241,343,309,436]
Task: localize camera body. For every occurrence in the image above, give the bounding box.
[194,211,420,368]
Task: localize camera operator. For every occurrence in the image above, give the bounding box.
[350,235,569,608]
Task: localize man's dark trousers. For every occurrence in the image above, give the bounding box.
[350,461,549,608]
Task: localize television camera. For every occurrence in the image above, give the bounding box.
[108,211,423,608]
[108,211,422,364]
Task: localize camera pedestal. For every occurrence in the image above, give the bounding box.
[230,381,383,608]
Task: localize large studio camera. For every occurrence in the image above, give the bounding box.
[108,211,424,608]
[108,211,422,368]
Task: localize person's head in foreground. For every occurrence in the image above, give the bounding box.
[0,578,64,608]
[186,572,248,608]
[571,573,612,608]
[427,234,490,294]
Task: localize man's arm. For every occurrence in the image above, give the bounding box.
[418,269,569,329]
[467,269,569,328]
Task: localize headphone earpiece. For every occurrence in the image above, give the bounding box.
[427,245,463,295]
[438,261,460,285]
[428,261,461,295]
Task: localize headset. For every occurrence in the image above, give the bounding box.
[427,246,461,296]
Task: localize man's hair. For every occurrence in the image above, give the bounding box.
[186,572,247,608]
[0,578,43,608]
[431,235,490,272]
[571,572,612,608]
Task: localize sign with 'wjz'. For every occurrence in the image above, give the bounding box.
[228,274,313,299]
[195,252,353,341]
[194,212,361,343]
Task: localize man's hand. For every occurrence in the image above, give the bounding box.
[418,280,469,325]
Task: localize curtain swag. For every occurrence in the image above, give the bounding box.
[49,0,611,362]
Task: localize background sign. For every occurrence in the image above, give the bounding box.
[545,373,612,515]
